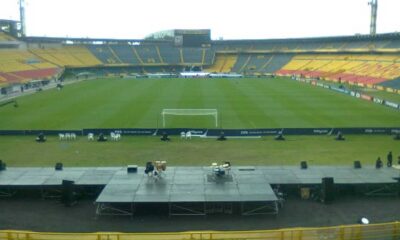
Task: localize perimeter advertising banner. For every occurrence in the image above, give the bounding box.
[292,77,400,110]
[2,128,400,136]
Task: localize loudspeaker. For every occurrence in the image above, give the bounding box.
[55,162,63,171]
[321,177,334,203]
[0,160,5,171]
[300,161,308,169]
[354,161,362,169]
[127,165,138,173]
[217,132,227,141]
[394,134,400,140]
[61,180,76,207]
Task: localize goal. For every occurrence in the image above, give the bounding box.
[161,109,218,127]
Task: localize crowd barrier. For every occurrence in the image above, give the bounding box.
[1,221,399,240]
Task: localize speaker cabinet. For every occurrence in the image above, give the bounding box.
[0,160,5,171]
[300,161,308,169]
[61,180,76,207]
[127,165,138,173]
[321,177,334,203]
[354,161,362,169]
[55,162,63,171]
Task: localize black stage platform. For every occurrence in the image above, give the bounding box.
[96,166,279,216]
[0,166,399,217]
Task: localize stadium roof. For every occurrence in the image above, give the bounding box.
[21,31,400,45]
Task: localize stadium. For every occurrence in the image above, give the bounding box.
[0,0,400,239]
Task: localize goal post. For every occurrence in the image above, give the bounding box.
[161,109,218,128]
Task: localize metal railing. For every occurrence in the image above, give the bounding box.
[1,221,399,240]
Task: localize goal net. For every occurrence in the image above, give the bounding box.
[161,109,218,127]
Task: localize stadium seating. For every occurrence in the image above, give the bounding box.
[0,49,61,84]
[134,46,162,64]
[0,32,16,41]
[264,54,294,73]
[86,45,122,65]
[109,45,142,65]
[342,41,369,49]
[383,39,400,48]
[237,54,273,74]
[205,54,237,72]
[203,48,215,65]
[277,54,400,84]
[230,54,249,73]
[213,35,400,52]
[158,45,180,65]
[0,75,6,85]
[155,46,165,64]
[87,44,213,66]
[0,72,20,84]
[179,47,214,65]
[181,48,203,64]
[0,31,399,90]
[230,54,293,75]
[31,46,101,67]
[378,77,400,89]
[13,68,60,80]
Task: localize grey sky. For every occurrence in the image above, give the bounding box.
[0,0,399,39]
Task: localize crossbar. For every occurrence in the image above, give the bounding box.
[161,109,218,127]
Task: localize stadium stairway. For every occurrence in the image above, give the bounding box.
[179,48,184,64]
[158,46,180,65]
[264,54,293,73]
[135,46,162,64]
[234,55,270,74]
[236,55,251,73]
[258,55,274,72]
[86,45,122,65]
[231,53,293,75]
[109,45,142,65]
[132,47,144,64]
[155,46,165,64]
[201,48,206,65]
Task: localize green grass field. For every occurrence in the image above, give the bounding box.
[0,135,398,167]
[0,77,399,130]
[0,77,399,167]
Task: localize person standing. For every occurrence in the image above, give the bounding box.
[375,157,383,169]
[387,151,393,167]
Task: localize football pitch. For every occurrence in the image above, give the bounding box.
[0,77,399,130]
[0,77,398,167]
[0,135,398,166]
